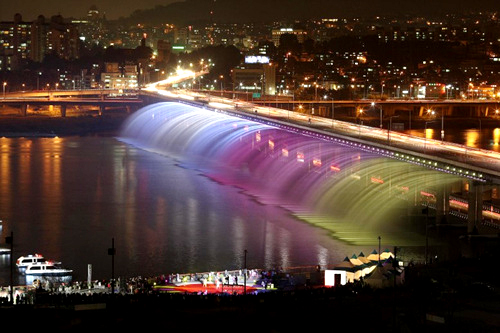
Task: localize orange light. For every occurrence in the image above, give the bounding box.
[268,140,274,150]
[330,165,340,172]
[420,191,435,198]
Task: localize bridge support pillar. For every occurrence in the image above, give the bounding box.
[60,105,67,117]
[20,104,28,116]
[418,106,426,116]
[435,182,450,224]
[467,181,483,234]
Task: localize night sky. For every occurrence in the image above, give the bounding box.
[1,0,177,21]
[1,0,499,23]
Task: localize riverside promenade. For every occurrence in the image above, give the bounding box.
[0,265,316,305]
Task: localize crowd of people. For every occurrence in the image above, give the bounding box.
[0,266,311,305]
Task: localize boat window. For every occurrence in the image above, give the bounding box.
[30,266,41,271]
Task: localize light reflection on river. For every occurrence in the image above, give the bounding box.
[0,136,374,286]
[408,127,500,152]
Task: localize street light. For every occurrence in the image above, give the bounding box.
[5,232,13,304]
[371,102,383,128]
[358,108,364,137]
[219,75,224,96]
[244,249,247,295]
[108,238,116,294]
[428,109,444,142]
[2,82,6,99]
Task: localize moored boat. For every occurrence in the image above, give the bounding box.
[24,262,72,276]
[16,254,60,268]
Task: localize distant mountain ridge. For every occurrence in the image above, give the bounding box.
[120,0,499,25]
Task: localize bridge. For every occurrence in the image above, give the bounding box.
[0,89,143,116]
[139,87,500,236]
[2,86,500,236]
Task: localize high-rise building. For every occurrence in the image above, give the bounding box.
[0,13,79,69]
[45,15,80,60]
[0,13,32,70]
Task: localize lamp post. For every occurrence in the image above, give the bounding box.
[220,75,223,96]
[371,102,382,128]
[244,249,247,295]
[5,232,13,304]
[2,82,6,99]
[108,238,116,294]
[358,109,363,137]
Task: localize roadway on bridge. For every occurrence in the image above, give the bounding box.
[144,87,500,184]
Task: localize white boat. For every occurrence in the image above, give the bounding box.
[16,254,60,268]
[25,262,72,276]
[0,247,10,255]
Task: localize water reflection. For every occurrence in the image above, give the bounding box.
[492,128,500,150]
